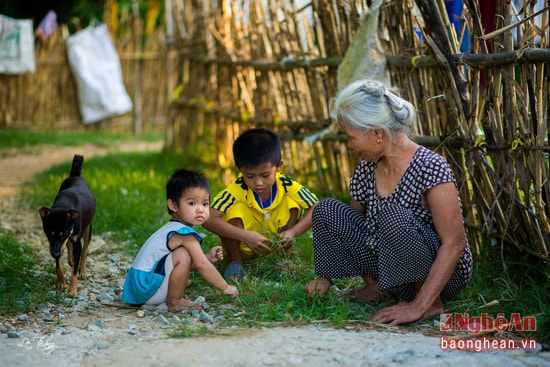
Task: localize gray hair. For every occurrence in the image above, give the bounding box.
[329,79,416,139]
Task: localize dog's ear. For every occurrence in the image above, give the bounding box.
[39,207,52,218]
[66,210,79,221]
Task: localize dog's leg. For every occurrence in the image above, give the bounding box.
[68,239,82,298]
[67,241,74,267]
[79,224,91,280]
[55,257,66,290]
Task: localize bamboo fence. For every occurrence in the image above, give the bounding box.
[166,0,550,263]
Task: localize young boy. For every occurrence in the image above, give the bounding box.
[203,128,319,279]
[122,169,238,311]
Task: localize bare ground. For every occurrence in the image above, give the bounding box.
[0,142,548,367]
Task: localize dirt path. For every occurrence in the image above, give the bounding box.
[0,142,548,367]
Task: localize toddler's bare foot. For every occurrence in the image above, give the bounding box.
[304,277,331,296]
[168,298,201,312]
[349,285,397,303]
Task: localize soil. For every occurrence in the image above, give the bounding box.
[0,142,548,367]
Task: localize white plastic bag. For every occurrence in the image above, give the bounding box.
[67,24,133,124]
[0,15,35,74]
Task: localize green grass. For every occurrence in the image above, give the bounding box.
[1,130,548,343]
[173,233,380,338]
[170,323,213,338]
[0,127,163,153]
[0,231,64,315]
[445,255,549,342]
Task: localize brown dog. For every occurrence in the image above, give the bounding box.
[39,155,96,297]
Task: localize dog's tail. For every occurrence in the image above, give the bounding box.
[70,155,84,177]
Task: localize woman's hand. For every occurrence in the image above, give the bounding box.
[279,229,296,250]
[371,301,426,325]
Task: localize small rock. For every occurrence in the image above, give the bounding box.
[140,304,156,311]
[198,310,213,323]
[7,331,20,338]
[170,315,180,324]
[78,289,89,299]
[136,310,145,318]
[0,222,13,231]
[154,303,169,313]
[97,292,114,303]
[4,321,15,332]
[87,324,101,331]
[157,315,169,325]
[110,254,122,262]
[95,320,108,329]
[194,296,206,304]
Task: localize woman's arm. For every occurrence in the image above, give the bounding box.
[372,182,467,324]
[279,202,318,241]
[414,181,467,309]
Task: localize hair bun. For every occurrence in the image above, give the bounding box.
[360,80,385,97]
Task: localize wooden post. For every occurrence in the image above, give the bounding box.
[132,0,143,134]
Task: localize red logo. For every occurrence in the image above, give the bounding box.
[439,313,453,331]
[439,313,537,334]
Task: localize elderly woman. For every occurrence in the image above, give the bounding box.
[305,79,473,325]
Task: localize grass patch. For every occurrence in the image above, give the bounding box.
[446,256,549,342]
[0,127,162,155]
[170,324,212,338]
[5,133,550,343]
[187,234,382,330]
[0,230,64,315]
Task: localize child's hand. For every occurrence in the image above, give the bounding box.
[206,246,224,263]
[245,231,272,254]
[223,284,239,298]
[279,230,296,250]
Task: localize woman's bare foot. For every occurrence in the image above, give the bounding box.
[304,277,331,296]
[349,285,397,303]
[167,298,201,312]
[420,297,444,321]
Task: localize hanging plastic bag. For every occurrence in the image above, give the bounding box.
[67,23,132,124]
[0,15,35,74]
